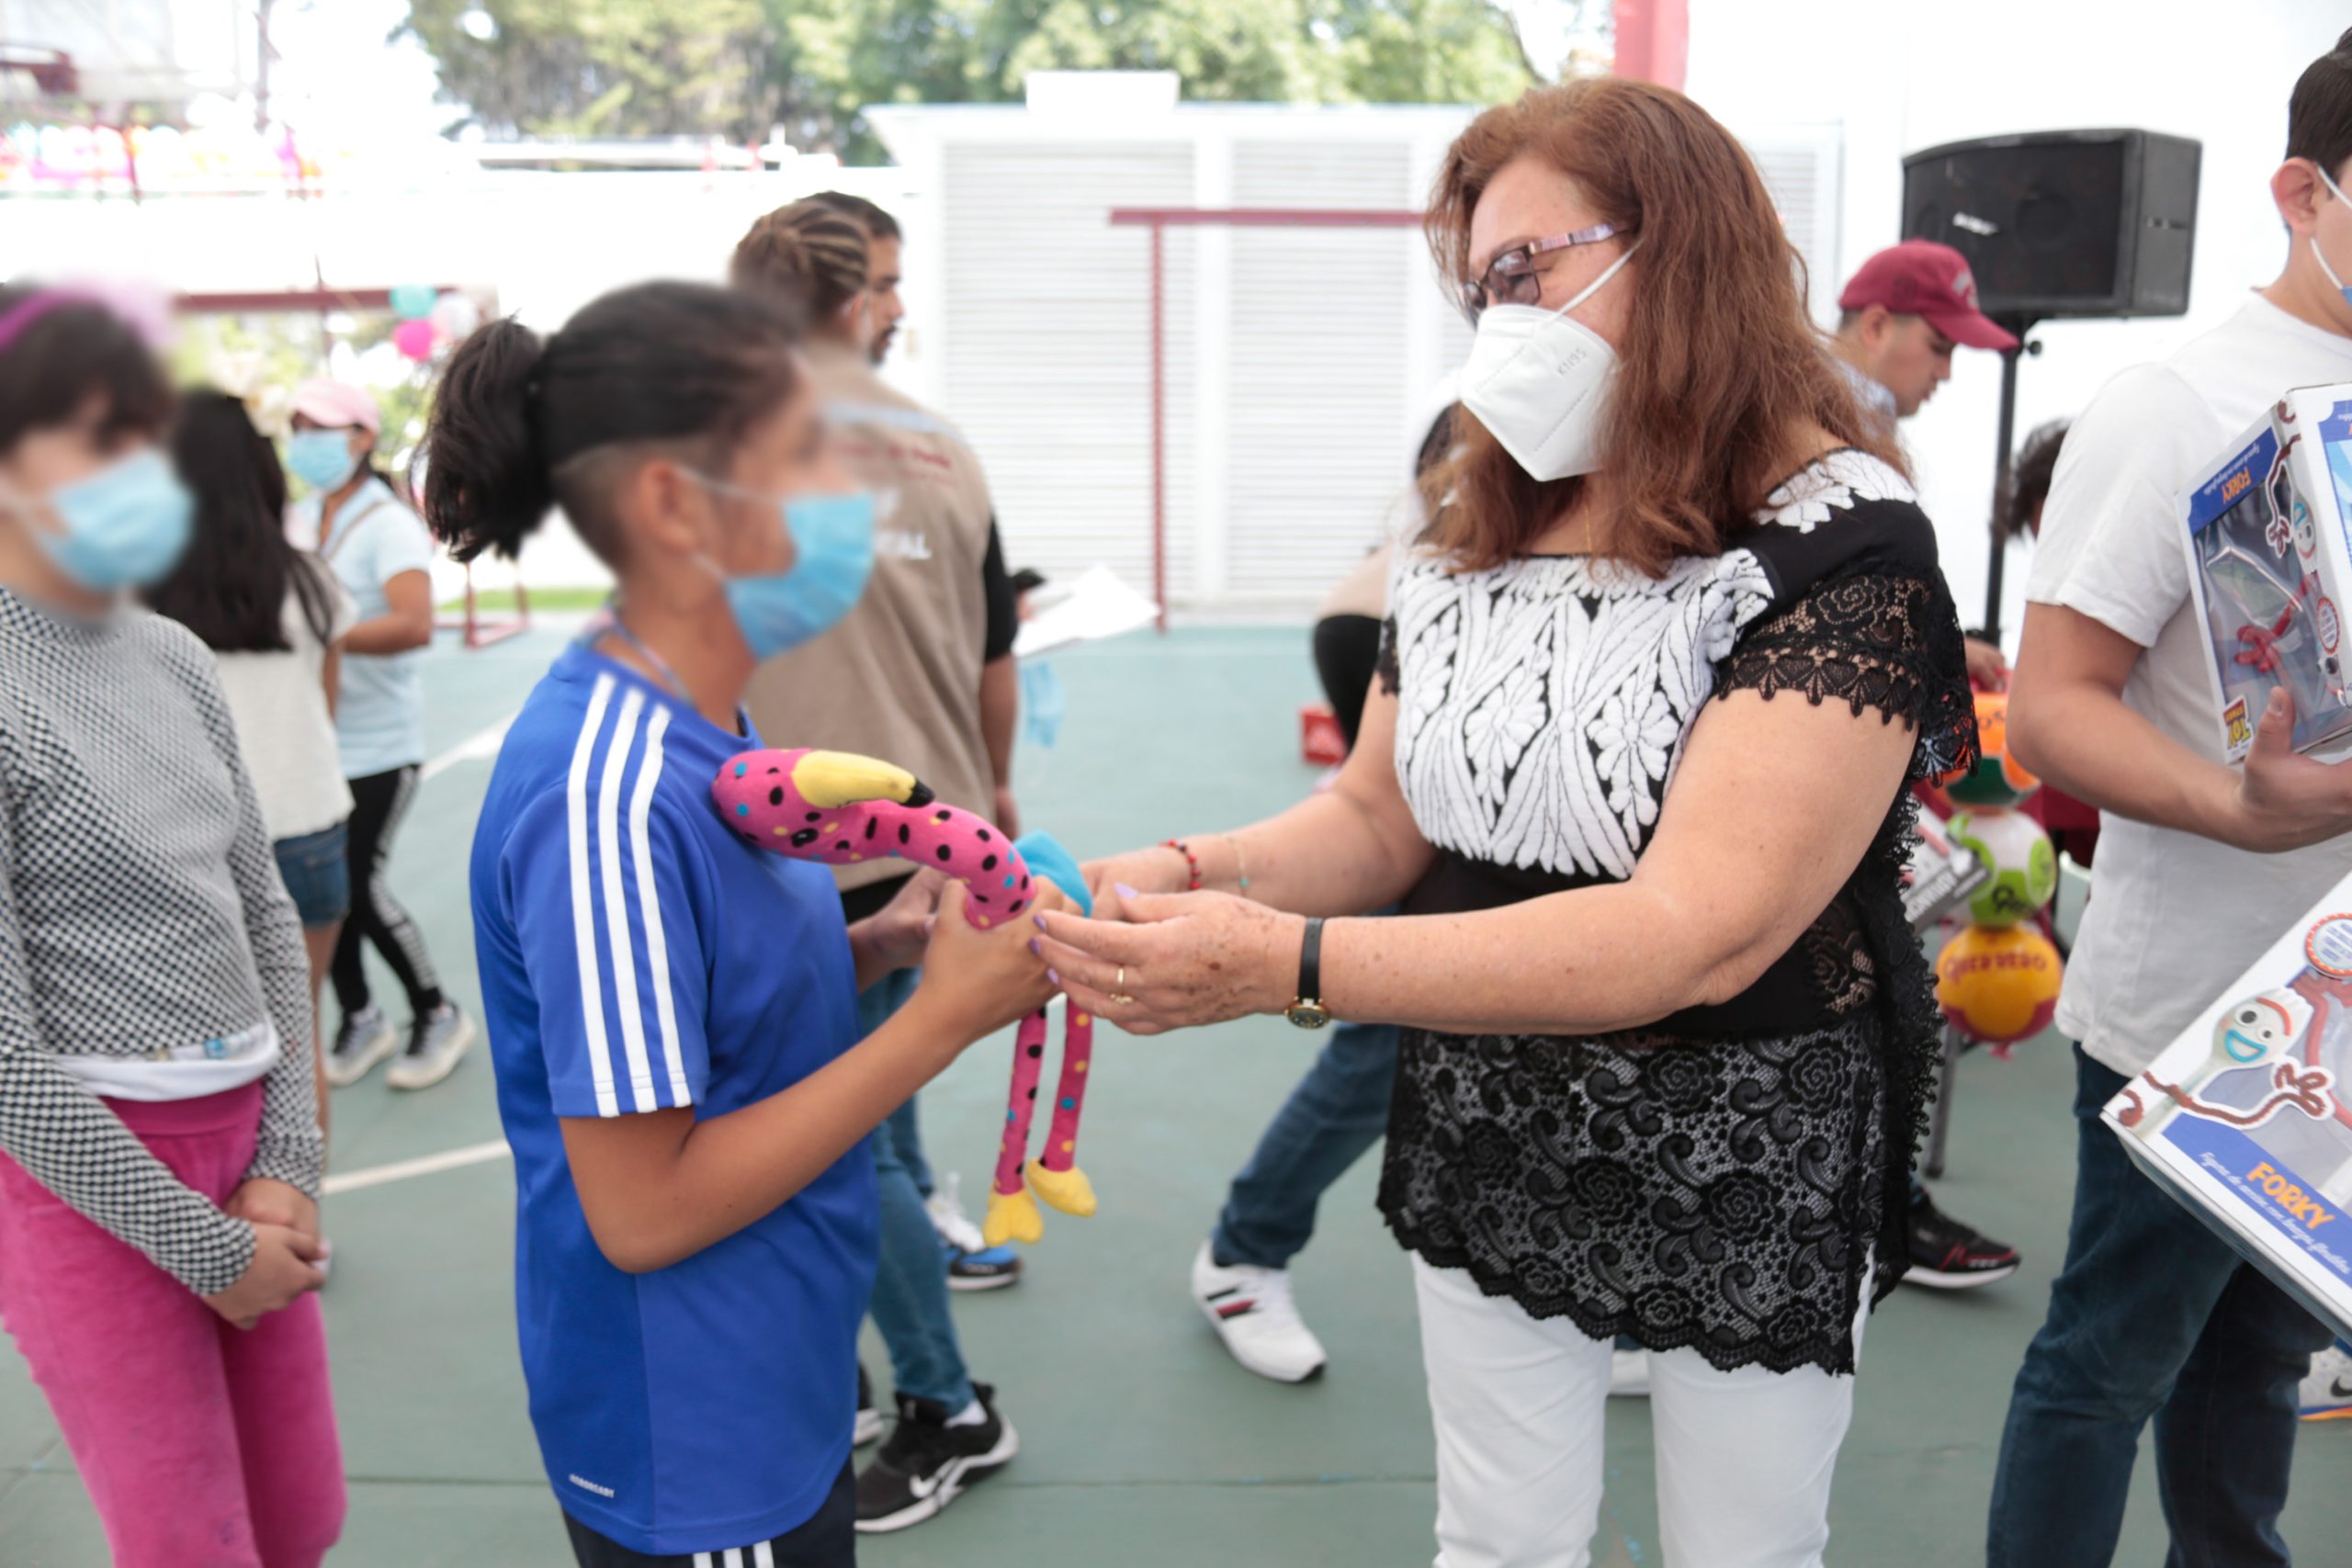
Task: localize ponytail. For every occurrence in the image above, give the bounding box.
[420,282,804,564]
[422,318,550,563]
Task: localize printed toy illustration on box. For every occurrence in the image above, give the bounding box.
[712,747,1098,1248]
[2180,385,2352,761]
[2104,884,2352,1337]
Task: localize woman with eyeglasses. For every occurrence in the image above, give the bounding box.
[1044,79,1973,1565]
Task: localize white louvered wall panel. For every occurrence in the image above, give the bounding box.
[1222,141,1425,605]
[1742,126,1847,325]
[939,143,1197,597]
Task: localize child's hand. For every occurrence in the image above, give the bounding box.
[227,1178,320,1243]
[854,868,947,980]
[204,1224,328,1330]
[914,881,1067,1043]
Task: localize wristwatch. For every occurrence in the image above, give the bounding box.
[1285,917,1332,1030]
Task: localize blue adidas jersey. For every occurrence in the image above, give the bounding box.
[470,642,876,1556]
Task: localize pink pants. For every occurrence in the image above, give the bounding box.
[0,1081,345,1568]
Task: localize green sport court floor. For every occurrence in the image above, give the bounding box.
[5,621,2348,1566]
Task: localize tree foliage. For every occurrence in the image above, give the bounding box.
[399,0,1538,158]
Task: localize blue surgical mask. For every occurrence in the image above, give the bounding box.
[2312,164,2352,310]
[286,428,362,493]
[3,449,194,592]
[689,474,876,660]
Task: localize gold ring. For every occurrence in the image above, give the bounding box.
[1109,966,1136,1007]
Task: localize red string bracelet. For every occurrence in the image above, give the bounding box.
[1162,838,1204,891]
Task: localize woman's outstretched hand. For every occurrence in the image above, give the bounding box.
[1035,887,1304,1034]
[1080,846,1192,922]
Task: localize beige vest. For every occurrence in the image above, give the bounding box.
[743,345,998,895]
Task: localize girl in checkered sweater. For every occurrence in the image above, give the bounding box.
[0,288,343,1567]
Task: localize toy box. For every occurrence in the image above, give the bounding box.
[2178,385,2352,762]
[2102,874,2352,1338]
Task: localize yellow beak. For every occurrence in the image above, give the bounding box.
[791,750,923,809]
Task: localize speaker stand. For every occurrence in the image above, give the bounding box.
[1982,316,2043,643]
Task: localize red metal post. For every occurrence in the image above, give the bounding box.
[1149,222,1168,635]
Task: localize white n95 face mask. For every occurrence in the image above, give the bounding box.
[1459,241,1641,482]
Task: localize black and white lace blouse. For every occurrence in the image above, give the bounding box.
[1374,451,1974,1376]
[0,587,321,1296]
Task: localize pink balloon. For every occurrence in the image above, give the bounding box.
[392,318,436,361]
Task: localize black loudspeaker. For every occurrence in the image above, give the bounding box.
[1901,130,2201,321]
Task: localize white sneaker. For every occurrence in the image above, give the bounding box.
[1609,1348,1651,1398]
[2300,1342,2352,1421]
[925,1175,988,1255]
[323,1004,397,1088]
[386,1002,474,1090]
[1190,1240,1327,1383]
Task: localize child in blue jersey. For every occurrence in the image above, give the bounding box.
[417,281,1064,1567]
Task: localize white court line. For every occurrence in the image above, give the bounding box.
[418,715,517,783]
[322,1138,512,1196]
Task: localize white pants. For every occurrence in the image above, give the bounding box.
[1412,1256,1861,1568]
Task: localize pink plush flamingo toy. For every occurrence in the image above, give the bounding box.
[712,746,1097,1247]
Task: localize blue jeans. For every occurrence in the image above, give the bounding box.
[858,969,974,1413]
[1211,1018,1400,1270]
[1987,1045,2331,1568]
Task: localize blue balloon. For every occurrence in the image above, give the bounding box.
[389,283,437,321]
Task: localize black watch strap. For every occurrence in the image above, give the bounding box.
[1297,917,1326,1005]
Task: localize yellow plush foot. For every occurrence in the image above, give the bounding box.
[982,1186,1045,1247]
[1025,1160,1098,1218]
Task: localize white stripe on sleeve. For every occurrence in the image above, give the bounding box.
[722,1549,745,1568]
[627,704,691,1108]
[693,1554,713,1568]
[594,686,660,1112]
[752,1540,776,1568]
[563,674,621,1117]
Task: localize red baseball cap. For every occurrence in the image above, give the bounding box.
[1838,241,2018,352]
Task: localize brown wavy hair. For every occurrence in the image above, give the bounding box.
[730,200,871,324]
[1421,79,1903,576]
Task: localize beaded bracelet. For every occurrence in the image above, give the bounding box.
[1163,838,1204,891]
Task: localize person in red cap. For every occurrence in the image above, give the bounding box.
[1831,239,2018,420]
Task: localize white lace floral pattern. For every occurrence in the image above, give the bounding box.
[1758,450,1917,534]
[1389,550,1774,881]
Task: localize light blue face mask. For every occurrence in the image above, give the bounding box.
[1021,659,1066,749]
[285,428,363,493]
[5,449,195,592]
[2312,163,2352,311]
[689,474,876,660]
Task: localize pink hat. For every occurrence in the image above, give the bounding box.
[290,378,380,435]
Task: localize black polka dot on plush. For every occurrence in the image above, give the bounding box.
[936,845,953,862]
[1027,1087,1037,1099]
[981,855,998,872]
[1007,899,1024,915]
[1021,875,1031,889]
[766,766,780,773]
[1026,1043,1044,1059]
[936,810,952,822]
[898,825,910,845]
[768,787,784,807]
[865,819,879,840]
[835,841,851,852]
[805,811,821,823]
[975,893,989,904]
[978,829,991,842]
[790,829,819,847]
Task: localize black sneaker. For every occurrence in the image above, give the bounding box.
[1904,1186,2020,1289]
[854,1364,883,1450]
[854,1382,1017,1534]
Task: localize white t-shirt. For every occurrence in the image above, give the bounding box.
[291,476,435,779]
[212,565,356,841]
[2027,293,2352,1076]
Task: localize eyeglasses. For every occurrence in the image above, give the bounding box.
[1458,221,1630,324]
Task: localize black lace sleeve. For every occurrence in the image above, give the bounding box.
[1717,570,1979,783]
[1375,613,1400,698]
